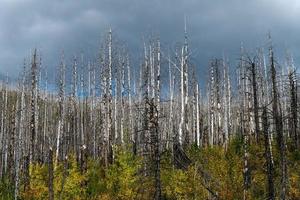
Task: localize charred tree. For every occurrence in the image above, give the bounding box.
[269,40,288,200]
[262,107,275,200]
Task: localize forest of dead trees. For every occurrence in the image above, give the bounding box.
[0,28,300,200]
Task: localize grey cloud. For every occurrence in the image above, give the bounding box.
[0,0,300,80]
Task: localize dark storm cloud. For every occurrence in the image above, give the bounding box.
[0,0,300,79]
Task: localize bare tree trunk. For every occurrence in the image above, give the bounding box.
[150,99,161,199]
[223,58,231,147]
[288,68,298,148]
[91,65,96,158]
[0,76,8,178]
[269,42,288,200]
[114,78,118,143]
[48,147,54,200]
[107,28,113,164]
[42,71,48,163]
[196,84,200,146]
[251,62,260,142]
[120,57,125,144]
[209,62,215,146]
[168,55,174,149]
[126,55,133,143]
[71,56,78,158]
[243,108,250,200]
[56,53,65,163]
[262,107,275,200]
[14,65,26,200]
[179,47,185,145]
[30,49,38,162]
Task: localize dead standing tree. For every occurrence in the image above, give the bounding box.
[286,54,299,148]
[56,52,66,163]
[30,49,39,163]
[262,106,275,200]
[269,36,288,200]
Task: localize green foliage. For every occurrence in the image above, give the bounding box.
[54,155,86,200]
[21,155,86,200]
[21,164,48,199]
[196,145,244,199]
[1,138,299,199]
[162,165,206,200]
[288,149,300,199]
[85,159,106,198]
[0,177,14,200]
[104,146,142,200]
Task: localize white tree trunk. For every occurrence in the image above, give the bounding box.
[196,84,200,146]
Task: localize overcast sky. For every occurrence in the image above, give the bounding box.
[0,0,300,80]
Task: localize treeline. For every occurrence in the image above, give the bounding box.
[0,29,300,199]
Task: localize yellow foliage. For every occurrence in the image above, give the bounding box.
[105,148,142,200]
[16,140,300,200]
[54,155,86,199]
[162,166,207,200]
[21,155,86,200]
[21,163,48,199]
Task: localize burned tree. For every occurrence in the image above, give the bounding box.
[269,37,288,200]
